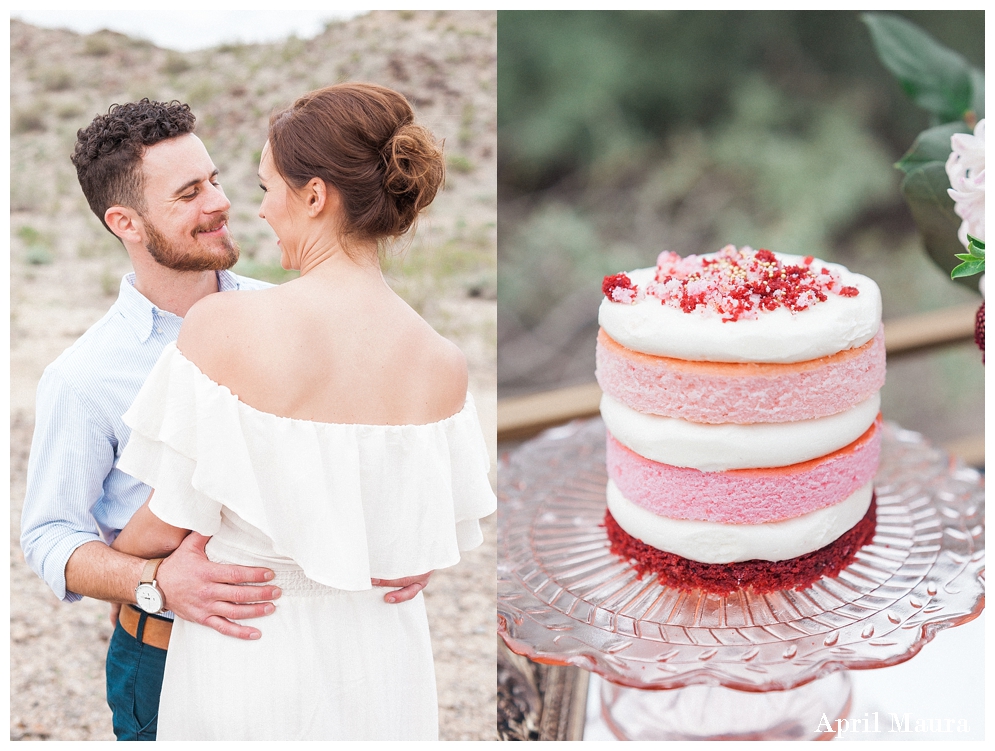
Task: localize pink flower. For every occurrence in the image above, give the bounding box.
[946,119,985,247]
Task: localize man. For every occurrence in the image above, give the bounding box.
[20,99,429,741]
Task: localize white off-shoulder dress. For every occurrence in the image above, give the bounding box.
[116,342,496,741]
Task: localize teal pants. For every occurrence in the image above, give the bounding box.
[105,610,168,741]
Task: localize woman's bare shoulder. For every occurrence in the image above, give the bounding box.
[176,288,269,376]
[415,325,469,418]
[385,291,469,417]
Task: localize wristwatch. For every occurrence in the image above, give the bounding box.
[135,558,167,614]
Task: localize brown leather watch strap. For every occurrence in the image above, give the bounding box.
[140,557,165,584]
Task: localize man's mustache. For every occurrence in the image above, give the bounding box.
[193,214,229,236]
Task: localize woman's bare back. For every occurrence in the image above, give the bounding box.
[176,277,468,426]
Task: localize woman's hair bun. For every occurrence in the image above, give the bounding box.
[269,83,446,242]
[382,122,445,228]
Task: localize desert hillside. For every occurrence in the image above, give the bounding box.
[10,10,496,741]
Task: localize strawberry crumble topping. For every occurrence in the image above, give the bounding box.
[602,272,637,303]
[602,245,860,321]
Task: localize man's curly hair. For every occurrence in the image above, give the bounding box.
[71,99,196,233]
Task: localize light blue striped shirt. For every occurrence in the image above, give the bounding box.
[20,270,272,602]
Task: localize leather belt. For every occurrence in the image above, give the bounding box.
[118,605,172,651]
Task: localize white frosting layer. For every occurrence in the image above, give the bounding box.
[601,392,881,471]
[598,255,882,363]
[607,479,873,563]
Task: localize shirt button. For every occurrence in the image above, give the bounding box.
[156,327,163,334]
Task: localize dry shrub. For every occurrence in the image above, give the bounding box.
[161,52,191,75]
[83,34,112,56]
[12,107,45,134]
[40,67,73,91]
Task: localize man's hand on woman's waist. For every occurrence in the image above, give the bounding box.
[155,532,279,640]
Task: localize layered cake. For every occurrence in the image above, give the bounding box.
[596,245,884,594]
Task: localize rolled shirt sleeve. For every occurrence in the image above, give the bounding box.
[20,367,121,602]
[19,270,273,603]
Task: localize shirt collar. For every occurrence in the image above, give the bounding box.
[115,270,244,343]
[217,269,242,292]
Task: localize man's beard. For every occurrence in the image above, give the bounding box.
[143,215,240,272]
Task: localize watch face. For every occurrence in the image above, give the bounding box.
[135,583,164,614]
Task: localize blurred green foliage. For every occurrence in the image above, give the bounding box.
[231,257,299,285]
[17,225,54,264]
[863,13,984,126]
[498,10,983,196]
[447,154,476,174]
[497,10,984,329]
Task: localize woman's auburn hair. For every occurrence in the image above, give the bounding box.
[268,83,445,241]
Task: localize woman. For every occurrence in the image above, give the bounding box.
[110,83,495,740]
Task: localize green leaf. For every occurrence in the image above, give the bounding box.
[952,239,985,278]
[948,234,985,279]
[895,122,970,174]
[951,259,985,278]
[862,13,974,123]
[900,162,956,219]
[899,162,978,289]
[954,246,985,264]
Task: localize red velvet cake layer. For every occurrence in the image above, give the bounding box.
[603,496,877,596]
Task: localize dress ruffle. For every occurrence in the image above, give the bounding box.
[117,342,495,591]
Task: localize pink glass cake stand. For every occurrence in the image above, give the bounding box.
[497,418,985,741]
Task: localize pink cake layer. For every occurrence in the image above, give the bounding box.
[595,326,885,424]
[605,417,881,524]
